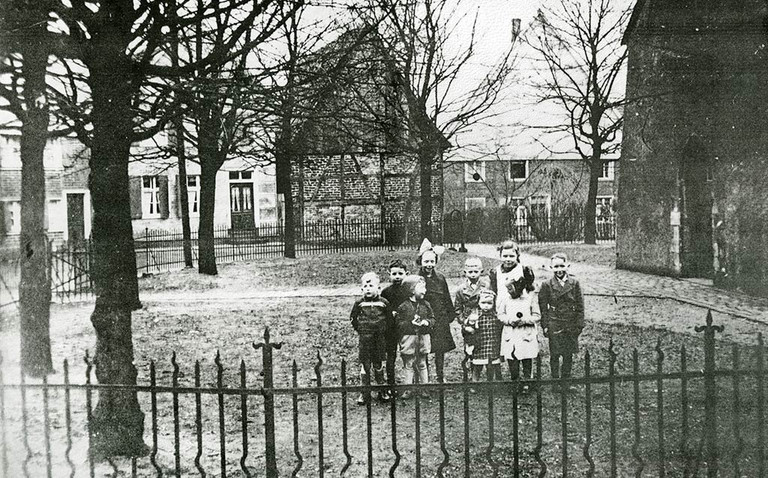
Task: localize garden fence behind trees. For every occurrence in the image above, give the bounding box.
[0,212,616,307]
[1,312,766,477]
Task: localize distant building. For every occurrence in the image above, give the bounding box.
[619,0,768,296]
[444,156,617,217]
[0,131,68,250]
[0,130,278,252]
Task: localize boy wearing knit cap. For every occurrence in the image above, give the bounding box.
[350,272,392,404]
[396,275,434,399]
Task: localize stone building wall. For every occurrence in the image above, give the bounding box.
[618,0,768,295]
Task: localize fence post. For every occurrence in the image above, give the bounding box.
[144,227,149,274]
[253,328,282,478]
[695,310,723,477]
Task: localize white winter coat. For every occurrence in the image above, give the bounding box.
[494,265,541,360]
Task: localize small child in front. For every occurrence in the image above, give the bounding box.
[470,288,503,383]
[396,275,434,399]
[454,257,489,362]
[350,272,391,404]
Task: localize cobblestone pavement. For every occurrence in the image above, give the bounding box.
[139,244,768,324]
[466,243,768,324]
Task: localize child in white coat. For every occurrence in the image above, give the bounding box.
[489,240,540,388]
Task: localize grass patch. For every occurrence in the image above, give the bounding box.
[138,249,493,292]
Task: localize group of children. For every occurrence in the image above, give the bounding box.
[349,239,585,404]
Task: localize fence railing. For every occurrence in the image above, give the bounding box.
[1,312,765,477]
[444,209,616,246]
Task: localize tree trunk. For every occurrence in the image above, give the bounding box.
[584,160,601,245]
[85,8,146,455]
[419,146,433,242]
[198,159,218,275]
[275,111,297,258]
[18,20,53,377]
[175,128,193,268]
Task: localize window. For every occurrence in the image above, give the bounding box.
[142,176,161,217]
[2,201,20,234]
[229,170,253,181]
[464,161,485,182]
[258,196,277,223]
[47,200,64,232]
[530,195,550,220]
[599,162,615,180]
[187,175,200,215]
[509,160,528,180]
[596,197,614,221]
[510,198,528,227]
[465,197,486,210]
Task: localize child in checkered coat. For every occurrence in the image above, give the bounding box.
[468,288,503,383]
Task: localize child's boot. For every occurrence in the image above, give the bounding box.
[374,367,390,402]
[357,372,370,405]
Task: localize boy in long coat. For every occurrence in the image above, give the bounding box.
[538,253,585,382]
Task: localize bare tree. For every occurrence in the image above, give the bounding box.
[43,0,293,455]
[525,0,631,244]
[0,0,54,377]
[359,0,519,241]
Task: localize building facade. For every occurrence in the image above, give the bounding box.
[618,0,768,296]
[444,157,617,219]
[0,131,278,252]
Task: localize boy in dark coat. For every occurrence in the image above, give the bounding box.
[350,272,392,404]
[381,259,410,388]
[538,253,585,385]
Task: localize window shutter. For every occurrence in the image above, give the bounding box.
[129,177,143,219]
[158,175,169,219]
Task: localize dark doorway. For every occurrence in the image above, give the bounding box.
[230,183,255,230]
[66,193,86,245]
[680,136,713,278]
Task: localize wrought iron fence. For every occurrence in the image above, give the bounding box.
[1,313,766,477]
[130,219,424,275]
[443,209,616,246]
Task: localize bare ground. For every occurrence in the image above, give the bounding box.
[1,246,766,476]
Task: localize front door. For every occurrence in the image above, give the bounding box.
[66,193,86,245]
[230,183,255,230]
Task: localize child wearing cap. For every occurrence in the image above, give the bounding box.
[396,275,434,399]
[381,259,410,389]
[350,272,392,404]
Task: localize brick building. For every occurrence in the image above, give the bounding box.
[444,155,617,217]
[291,31,448,226]
[618,0,768,296]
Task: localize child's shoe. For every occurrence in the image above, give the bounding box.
[378,390,392,402]
[357,393,369,405]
